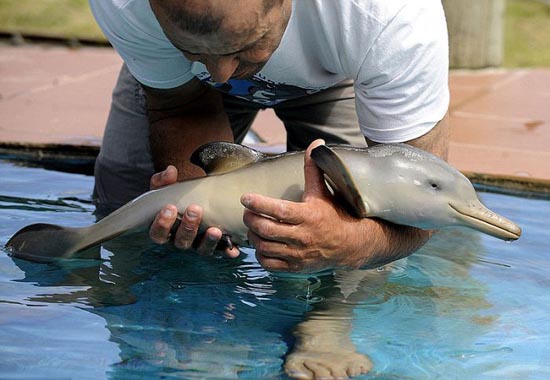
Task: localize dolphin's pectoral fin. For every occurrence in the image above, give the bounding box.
[311,145,369,219]
[190,141,266,175]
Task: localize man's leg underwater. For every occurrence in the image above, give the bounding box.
[274,81,378,379]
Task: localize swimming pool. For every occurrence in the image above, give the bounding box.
[1,159,549,379]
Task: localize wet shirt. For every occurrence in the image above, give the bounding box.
[89,0,449,143]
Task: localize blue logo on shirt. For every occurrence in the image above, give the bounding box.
[195,72,322,106]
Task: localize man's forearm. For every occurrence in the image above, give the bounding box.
[367,113,450,160]
[356,219,432,269]
[144,81,233,180]
[149,110,233,180]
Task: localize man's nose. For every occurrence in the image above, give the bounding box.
[206,55,239,83]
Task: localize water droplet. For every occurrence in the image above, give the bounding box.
[170,282,186,290]
[295,294,324,303]
[308,296,324,303]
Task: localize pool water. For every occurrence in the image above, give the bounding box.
[1,160,549,380]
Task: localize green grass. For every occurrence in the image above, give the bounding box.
[0,0,105,41]
[0,0,549,67]
[504,0,550,67]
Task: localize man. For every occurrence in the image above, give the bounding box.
[89,0,450,274]
[89,0,449,377]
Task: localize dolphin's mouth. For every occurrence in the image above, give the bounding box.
[449,203,522,241]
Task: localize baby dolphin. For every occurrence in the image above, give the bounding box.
[6,142,521,263]
[311,144,521,239]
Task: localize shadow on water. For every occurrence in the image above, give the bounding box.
[0,146,97,176]
[0,194,93,214]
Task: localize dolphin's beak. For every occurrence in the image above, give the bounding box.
[449,201,522,241]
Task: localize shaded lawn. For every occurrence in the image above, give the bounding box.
[0,0,105,41]
[504,0,550,67]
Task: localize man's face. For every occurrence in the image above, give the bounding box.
[151,0,291,83]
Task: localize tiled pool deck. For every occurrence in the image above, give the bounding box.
[1,43,549,189]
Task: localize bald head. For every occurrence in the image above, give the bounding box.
[150,0,284,35]
[149,0,291,82]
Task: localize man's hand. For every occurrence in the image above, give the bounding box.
[148,165,240,258]
[242,139,431,273]
[241,140,370,272]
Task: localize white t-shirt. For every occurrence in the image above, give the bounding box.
[89,0,449,143]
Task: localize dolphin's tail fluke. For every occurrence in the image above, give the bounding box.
[6,223,101,263]
[5,183,183,263]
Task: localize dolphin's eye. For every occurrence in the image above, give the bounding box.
[430,182,440,190]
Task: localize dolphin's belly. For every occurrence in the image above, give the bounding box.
[181,154,305,244]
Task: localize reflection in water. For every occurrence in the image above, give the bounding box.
[1,160,550,379]
[5,228,493,379]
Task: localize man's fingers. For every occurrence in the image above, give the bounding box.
[197,230,240,257]
[242,208,302,245]
[247,230,304,272]
[173,205,202,250]
[240,140,328,223]
[303,139,331,202]
[223,246,241,259]
[150,165,178,190]
[254,250,304,272]
[149,202,239,258]
[255,252,291,272]
[196,227,223,256]
[241,194,303,225]
[150,205,178,244]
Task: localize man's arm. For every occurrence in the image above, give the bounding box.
[144,78,233,178]
[242,113,450,272]
[366,112,450,161]
[143,79,240,256]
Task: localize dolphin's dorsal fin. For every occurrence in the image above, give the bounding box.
[311,145,369,218]
[190,142,266,175]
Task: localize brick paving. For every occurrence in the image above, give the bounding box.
[1,43,549,183]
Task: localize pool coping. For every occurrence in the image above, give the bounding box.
[464,171,550,197]
[3,141,550,198]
